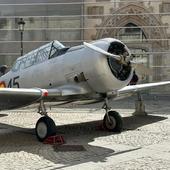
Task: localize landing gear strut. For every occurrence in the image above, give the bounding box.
[133,92,147,116]
[35,100,56,142]
[102,98,123,132]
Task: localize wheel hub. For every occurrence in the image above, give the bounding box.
[37,122,48,139]
[106,116,116,129]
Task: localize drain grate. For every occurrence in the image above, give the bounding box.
[53,145,86,152]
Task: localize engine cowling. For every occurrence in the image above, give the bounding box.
[82,38,133,93]
[107,41,132,81]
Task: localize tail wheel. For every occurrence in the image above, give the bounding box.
[103,111,123,132]
[35,116,56,142]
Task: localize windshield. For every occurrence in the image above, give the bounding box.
[49,41,66,58]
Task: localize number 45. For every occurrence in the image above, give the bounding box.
[8,76,20,88]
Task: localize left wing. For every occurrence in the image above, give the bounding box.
[0,88,48,110]
[0,85,89,110]
[118,81,170,95]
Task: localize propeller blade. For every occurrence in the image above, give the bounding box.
[83,42,121,61]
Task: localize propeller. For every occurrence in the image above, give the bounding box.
[84,42,152,75]
[83,42,121,61]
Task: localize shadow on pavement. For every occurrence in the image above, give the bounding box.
[0,114,167,169]
[123,115,167,130]
[0,114,8,118]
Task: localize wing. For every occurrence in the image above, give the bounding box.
[0,85,89,110]
[0,88,48,110]
[118,81,170,95]
[1,81,170,111]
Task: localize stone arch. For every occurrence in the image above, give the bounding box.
[96,3,168,46]
[96,3,169,81]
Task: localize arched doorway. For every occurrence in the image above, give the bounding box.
[116,23,149,82]
[96,3,168,82]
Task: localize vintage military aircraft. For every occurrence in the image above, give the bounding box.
[0,38,170,142]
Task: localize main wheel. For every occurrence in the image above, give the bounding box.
[103,111,123,132]
[35,116,56,142]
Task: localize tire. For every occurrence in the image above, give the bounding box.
[103,111,123,132]
[35,116,56,142]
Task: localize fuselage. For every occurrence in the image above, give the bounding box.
[0,38,133,99]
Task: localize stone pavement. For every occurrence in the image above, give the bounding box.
[0,96,170,169]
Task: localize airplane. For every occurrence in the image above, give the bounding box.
[0,37,170,142]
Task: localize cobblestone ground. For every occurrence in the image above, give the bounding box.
[0,96,170,170]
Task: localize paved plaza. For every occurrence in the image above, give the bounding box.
[0,95,170,169]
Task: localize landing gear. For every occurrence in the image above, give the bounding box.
[36,116,56,142]
[102,98,123,132]
[133,92,147,116]
[103,111,123,132]
[35,100,56,142]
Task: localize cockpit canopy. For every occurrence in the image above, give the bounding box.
[12,41,66,72]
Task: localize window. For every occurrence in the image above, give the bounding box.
[12,60,21,72]
[87,6,104,18]
[24,52,37,68]
[49,41,68,59]
[161,3,170,12]
[36,47,50,63]
[117,23,146,42]
[36,43,51,63]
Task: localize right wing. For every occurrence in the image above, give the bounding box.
[118,81,170,95]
